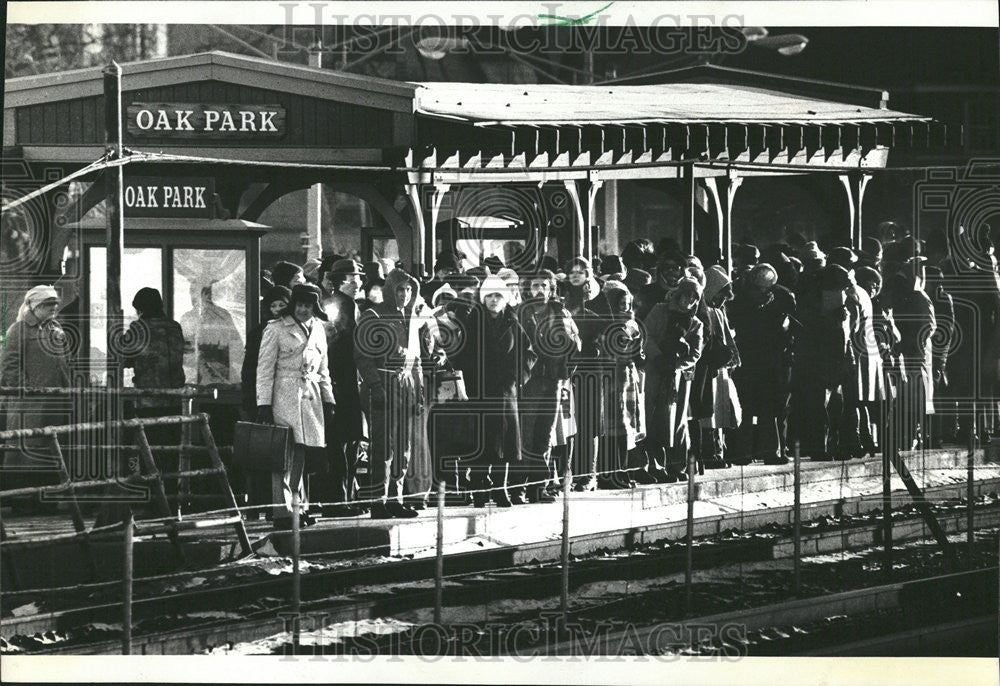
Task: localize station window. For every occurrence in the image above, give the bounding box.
[371,237,399,264]
[455,239,527,271]
[88,246,162,386]
[172,249,247,386]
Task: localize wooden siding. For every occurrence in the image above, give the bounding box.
[13,80,397,148]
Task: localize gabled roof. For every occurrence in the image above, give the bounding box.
[4,51,416,113]
[412,80,928,127]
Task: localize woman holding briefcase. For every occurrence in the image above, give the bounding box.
[256,283,336,529]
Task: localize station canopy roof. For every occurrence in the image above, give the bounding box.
[413,80,929,127]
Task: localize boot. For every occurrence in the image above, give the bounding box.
[386,500,419,518]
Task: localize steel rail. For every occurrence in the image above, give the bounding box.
[6,502,998,653]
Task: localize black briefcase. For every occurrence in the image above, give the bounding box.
[233,421,292,472]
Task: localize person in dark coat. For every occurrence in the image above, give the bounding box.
[316,259,367,516]
[600,255,628,283]
[563,258,608,491]
[239,284,290,515]
[564,257,611,316]
[270,260,306,290]
[122,287,187,454]
[940,244,1000,444]
[355,269,438,519]
[622,239,656,272]
[891,258,937,450]
[452,276,537,507]
[517,269,581,502]
[636,249,686,322]
[828,248,884,459]
[729,265,796,464]
[792,263,855,461]
[693,266,741,470]
[924,265,956,447]
[642,277,704,482]
[421,252,460,304]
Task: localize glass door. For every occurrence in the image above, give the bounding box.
[88,246,163,386]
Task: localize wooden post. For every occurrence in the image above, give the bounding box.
[291,484,301,653]
[197,417,253,557]
[132,426,187,565]
[793,441,802,596]
[178,397,193,516]
[122,508,133,656]
[968,402,976,551]
[882,391,894,581]
[434,480,445,625]
[102,62,124,388]
[681,163,696,255]
[49,436,100,579]
[685,448,696,615]
[560,461,571,617]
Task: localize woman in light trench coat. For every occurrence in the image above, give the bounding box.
[256,284,335,529]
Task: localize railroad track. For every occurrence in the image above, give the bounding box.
[6,502,999,655]
[543,566,999,656]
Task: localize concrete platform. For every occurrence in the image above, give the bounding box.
[3,447,998,588]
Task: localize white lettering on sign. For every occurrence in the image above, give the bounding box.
[260,111,278,132]
[125,184,208,210]
[130,105,284,135]
[175,110,194,131]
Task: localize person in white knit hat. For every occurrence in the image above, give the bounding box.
[450,274,537,507]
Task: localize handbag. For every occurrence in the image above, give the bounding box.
[434,368,469,402]
[233,421,293,472]
[714,369,743,429]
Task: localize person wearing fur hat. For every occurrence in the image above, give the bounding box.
[691,266,741,470]
[729,264,796,465]
[355,269,440,518]
[1,285,72,509]
[255,283,335,529]
[451,275,537,506]
[641,276,705,482]
[517,269,582,501]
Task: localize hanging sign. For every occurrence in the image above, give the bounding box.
[123,176,215,218]
[125,102,286,139]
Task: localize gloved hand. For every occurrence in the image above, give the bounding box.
[256,405,273,424]
[323,402,335,420]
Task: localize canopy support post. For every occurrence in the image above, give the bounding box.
[702,171,743,275]
[838,170,872,250]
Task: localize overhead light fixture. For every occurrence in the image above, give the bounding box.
[754,33,809,56]
[415,35,471,60]
[740,27,769,42]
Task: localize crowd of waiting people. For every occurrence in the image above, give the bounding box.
[6,223,1000,528]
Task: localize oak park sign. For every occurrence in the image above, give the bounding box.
[124,176,216,218]
[125,102,287,139]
